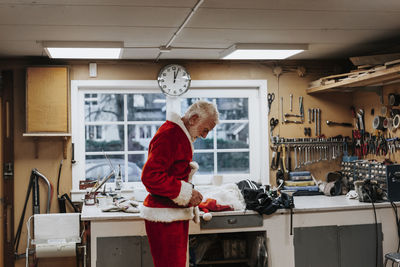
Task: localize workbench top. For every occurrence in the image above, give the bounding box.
[81,195,397,221]
[292,195,396,212]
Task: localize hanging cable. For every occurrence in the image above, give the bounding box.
[391,202,400,252]
[155,0,204,61]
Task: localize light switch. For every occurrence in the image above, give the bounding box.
[89,63,97,77]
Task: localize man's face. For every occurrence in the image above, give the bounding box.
[188,115,216,141]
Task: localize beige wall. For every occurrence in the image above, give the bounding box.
[0,59,355,267]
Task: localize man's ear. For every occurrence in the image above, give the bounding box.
[189,114,199,126]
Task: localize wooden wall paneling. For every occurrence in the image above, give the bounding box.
[2,70,14,267]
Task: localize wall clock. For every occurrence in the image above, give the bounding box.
[157,64,191,96]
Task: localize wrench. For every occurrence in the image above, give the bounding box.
[284,113,302,118]
[281,97,284,124]
[284,119,303,124]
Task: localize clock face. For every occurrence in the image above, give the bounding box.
[157,64,191,96]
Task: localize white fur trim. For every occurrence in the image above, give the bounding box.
[193,206,200,224]
[188,161,199,183]
[189,161,199,171]
[167,112,194,152]
[140,205,194,222]
[172,181,193,206]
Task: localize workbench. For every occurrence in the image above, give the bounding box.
[81,195,400,267]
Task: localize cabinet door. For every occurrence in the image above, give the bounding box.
[339,224,383,267]
[97,236,142,267]
[26,66,69,133]
[294,225,339,267]
[141,236,154,267]
[294,224,383,267]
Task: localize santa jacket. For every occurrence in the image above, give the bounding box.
[140,112,195,222]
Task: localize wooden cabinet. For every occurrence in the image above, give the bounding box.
[25,66,69,133]
[96,236,153,267]
[294,224,383,267]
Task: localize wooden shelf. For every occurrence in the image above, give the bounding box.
[22,134,70,159]
[23,132,71,137]
[307,64,400,94]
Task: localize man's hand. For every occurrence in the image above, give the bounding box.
[189,189,203,207]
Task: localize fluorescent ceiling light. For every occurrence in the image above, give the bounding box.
[221,43,308,60]
[43,41,123,59]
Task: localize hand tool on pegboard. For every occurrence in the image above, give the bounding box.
[267,92,275,115]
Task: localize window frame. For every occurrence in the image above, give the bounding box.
[71,80,269,193]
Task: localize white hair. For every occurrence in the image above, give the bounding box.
[184,100,219,124]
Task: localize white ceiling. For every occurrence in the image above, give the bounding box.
[1,0,400,60]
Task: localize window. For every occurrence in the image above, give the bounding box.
[71,80,268,191]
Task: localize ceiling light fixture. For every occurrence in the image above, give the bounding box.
[221,43,308,60]
[43,41,123,59]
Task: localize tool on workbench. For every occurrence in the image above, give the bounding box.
[308,109,311,123]
[326,120,353,127]
[290,94,293,112]
[267,93,275,115]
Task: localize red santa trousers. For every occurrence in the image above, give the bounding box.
[145,220,189,267]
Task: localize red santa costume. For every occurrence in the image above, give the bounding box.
[141,112,197,267]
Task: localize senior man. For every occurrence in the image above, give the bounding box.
[141,100,219,267]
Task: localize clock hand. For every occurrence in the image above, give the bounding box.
[173,69,180,83]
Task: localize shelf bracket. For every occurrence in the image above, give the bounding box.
[33,137,39,159]
[63,136,68,159]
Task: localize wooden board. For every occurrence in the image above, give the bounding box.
[26,66,69,133]
[307,64,400,94]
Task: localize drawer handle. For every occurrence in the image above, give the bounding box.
[227,218,237,224]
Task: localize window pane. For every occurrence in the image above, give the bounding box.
[127,93,166,121]
[217,98,248,120]
[86,125,124,152]
[128,124,161,151]
[217,152,249,173]
[193,129,214,149]
[193,153,213,174]
[128,154,145,182]
[217,123,249,149]
[85,155,123,182]
[85,93,124,122]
